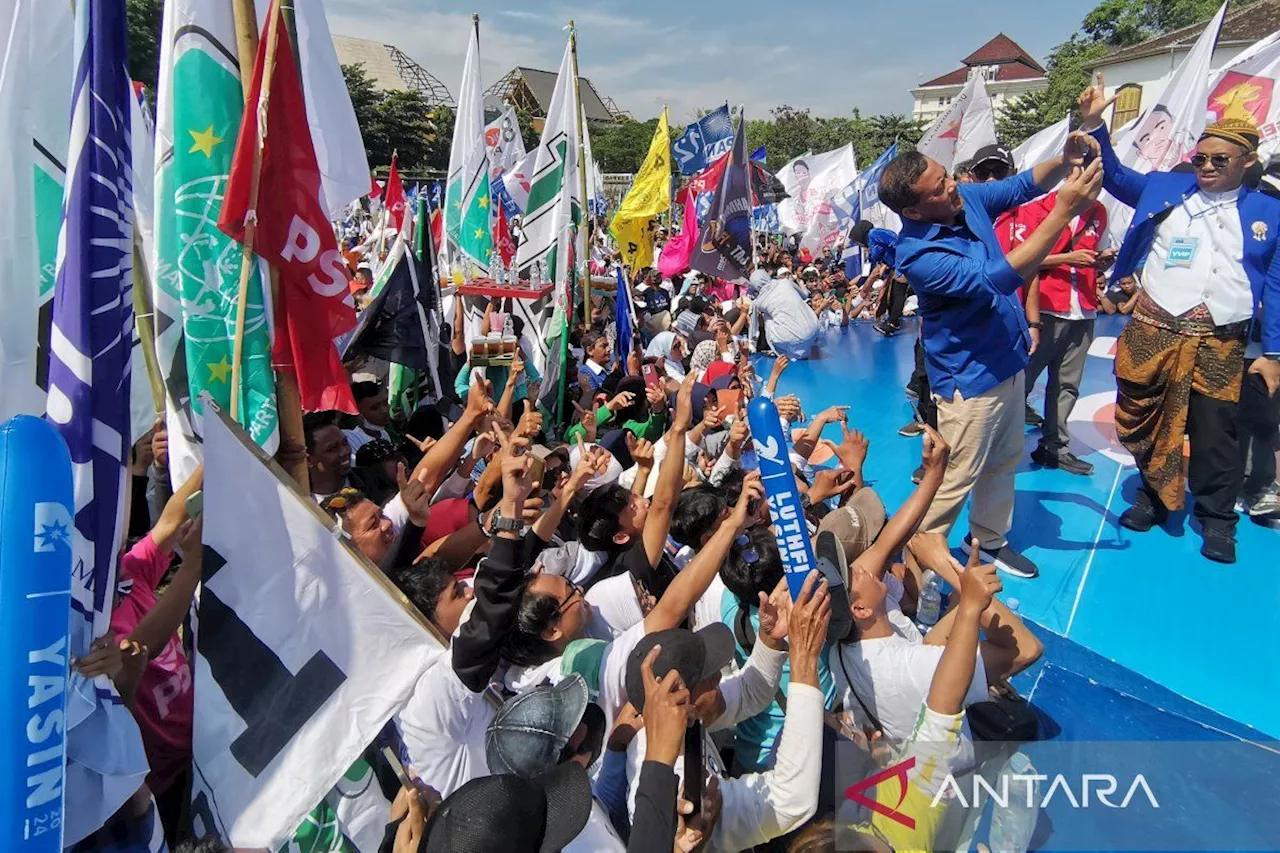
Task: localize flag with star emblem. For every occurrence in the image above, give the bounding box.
[218,0,358,414]
[610,108,671,272]
[916,71,996,171]
[151,0,279,485]
[444,19,490,272]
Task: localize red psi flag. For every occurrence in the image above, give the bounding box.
[384,153,407,231]
[218,0,357,413]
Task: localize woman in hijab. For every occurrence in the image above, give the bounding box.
[643,331,687,380]
[688,339,719,383]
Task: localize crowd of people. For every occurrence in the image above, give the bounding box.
[78,76,1280,853]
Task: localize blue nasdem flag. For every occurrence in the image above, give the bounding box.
[690,114,752,282]
[859,141,899,212]
[673,103,733,176]
[47,0,136,662]
[750,145,767,163]
[614,265,635,366]
[47,1,155,847]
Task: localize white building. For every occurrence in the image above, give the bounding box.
[1087,0,1280,128]
[911,34,1048,125]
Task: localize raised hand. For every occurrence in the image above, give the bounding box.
[607,390,636,413]
[757,576,793,648]
[727,471,764,533]
[396,462,432,527]
[1077,72,1119,131]
[919,424,951,479]
[639,645,691,766]
[1056,158,1104,217]
[808,467,858,505]
[835,423,869,470]
[465,376,494,420]
[625,432,656,469]
[788,570,831,684]
[673,373,697,431]
[958,537,1002,616]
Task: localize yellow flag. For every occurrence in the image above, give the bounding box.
[610,109,671,272]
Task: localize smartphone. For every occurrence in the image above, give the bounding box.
[641,362,662,391]
[717,388,742,417]
[528,444,552,486]
[683,722,704,818]
[185,490,203,520]
[380,745,412,789]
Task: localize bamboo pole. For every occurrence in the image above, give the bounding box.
[568,21,591,327]
[231,0,310,493]
[131,235,165,415]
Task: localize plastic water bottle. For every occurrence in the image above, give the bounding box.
[989,752,1040,853]
[917,570,942,629]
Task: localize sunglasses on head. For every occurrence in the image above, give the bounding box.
[321,487,362,514]
[1190,153,1244,170]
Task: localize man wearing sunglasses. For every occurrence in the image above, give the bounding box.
[1080,75,1280,564]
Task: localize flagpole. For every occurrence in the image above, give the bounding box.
[228,0,281,428]
[132,236,165,415]
[232,0,310,493]
[569,21,591,327]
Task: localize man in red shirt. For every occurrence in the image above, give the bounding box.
[1014,191,1114,475]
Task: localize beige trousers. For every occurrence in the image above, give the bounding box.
[920,371,1026,549]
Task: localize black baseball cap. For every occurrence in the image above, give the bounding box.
[625,624,736,712]
[971,144,1015,170]
[423,762,592,853]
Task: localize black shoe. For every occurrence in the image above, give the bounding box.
[1024,405,1043,427]
[1200,526,1237,564]
[898,421,925,438]
[1119,496,1167,532]
[1030,446,1094,476]
[963,538,1039,579]
[911,465,925,484]
[874,321,900,337]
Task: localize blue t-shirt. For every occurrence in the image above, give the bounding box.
[720,592,838,773]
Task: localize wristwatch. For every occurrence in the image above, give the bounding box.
[489,507,523,535]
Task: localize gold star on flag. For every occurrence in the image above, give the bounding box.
[207,355,233,384]
[188,125,223,158]
[474,227,485,239]
[478,195,489,209]
[453,200,462,209]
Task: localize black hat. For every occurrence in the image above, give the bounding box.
[624,624,736,713]
[486,674,589,779]
[423,762,593,853]
[970,144,1015,169]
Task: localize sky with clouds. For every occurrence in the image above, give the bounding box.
[323,0,1100,123]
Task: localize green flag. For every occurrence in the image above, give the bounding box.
[153,0,278,479]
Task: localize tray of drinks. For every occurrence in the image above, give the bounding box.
[456,277,554,300]
[468,332,521,368]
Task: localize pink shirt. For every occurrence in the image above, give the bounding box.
[110,534,193,795]
[701,278,739,303]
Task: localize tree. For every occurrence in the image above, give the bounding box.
[126,0,163,91]
[589,118,669,173]
[341,63,443,174]
[997,89,1060,147]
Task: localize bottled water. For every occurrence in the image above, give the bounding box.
[917,570,942,629]
[989,752,1040,853]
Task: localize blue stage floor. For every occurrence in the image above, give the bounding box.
[763,314,1280,742]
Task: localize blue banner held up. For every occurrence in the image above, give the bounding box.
[747,396,819,599]
[673,104,734,176]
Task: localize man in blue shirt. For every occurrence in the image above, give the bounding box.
[876,136,1102,579]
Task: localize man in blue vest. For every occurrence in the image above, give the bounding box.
[878,133,1103,579]
[1078,76,1280,564]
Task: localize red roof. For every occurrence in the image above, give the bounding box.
[918,33,1046,88]
[963,33,1045,71]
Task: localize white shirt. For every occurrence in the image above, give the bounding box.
[344,421,390,455]
[396,646,495,798]
[752,278,820,350]
[565,800,625,852]
[1141,188,1254,325]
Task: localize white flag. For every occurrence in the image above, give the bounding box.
[485,103,526,179]
[1205,28,1280,161]
[192,404,440,849]
[1104,1,1227,245]
[1013,116,1070,171]
[0,0,72,422]
[777,144,858,241]
[917,72,998,171]
[514,37,582,381]
[444,21,487,266]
